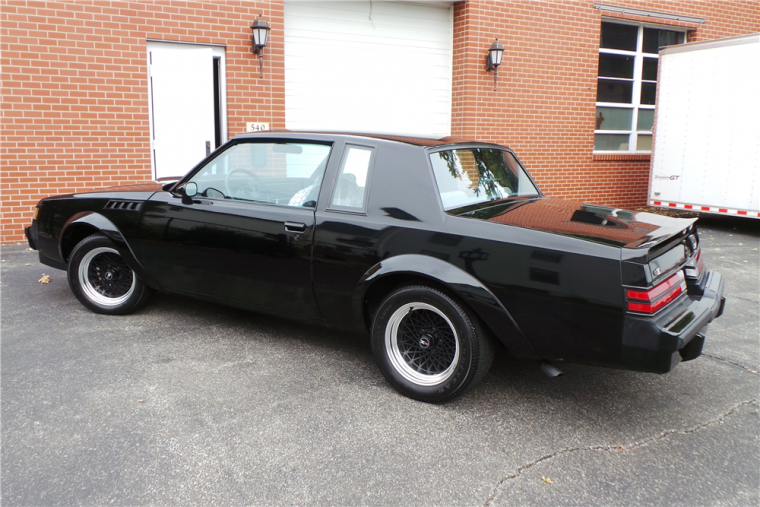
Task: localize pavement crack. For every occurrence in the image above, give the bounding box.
[703,353,760,374]
[724,293,758,303]
[482,398,758,506]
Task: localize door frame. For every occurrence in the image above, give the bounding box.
[146,40,228,181]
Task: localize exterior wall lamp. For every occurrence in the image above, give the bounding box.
[485,38,504,91]
[251,14,271,78]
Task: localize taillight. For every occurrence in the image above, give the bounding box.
[626,271,687,314]
[693,249,704,277]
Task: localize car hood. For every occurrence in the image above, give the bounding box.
[40,182,165,202]
[453,197,696,249]
[85,182,164,193]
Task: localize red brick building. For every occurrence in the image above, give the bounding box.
[2,0,758,243]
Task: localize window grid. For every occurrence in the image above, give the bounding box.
[594,22,683,154]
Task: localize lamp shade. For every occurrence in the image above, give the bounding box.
[251,17,271,48]
[488,39,504,67]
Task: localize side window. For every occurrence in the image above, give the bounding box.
[329,145,373,211]
[187,142,331,207]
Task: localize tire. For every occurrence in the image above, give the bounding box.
[67,233,153,315]
[371,285,495,403]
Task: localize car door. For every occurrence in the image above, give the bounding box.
[134,140,333,320]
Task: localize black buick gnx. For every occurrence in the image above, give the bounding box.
[26,131,725,402]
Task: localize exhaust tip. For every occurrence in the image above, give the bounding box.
[541,361,564,378]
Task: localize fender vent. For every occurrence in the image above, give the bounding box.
[104,200,142,211]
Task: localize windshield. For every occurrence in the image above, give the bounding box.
[429,148,540,210]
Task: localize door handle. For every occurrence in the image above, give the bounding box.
[284,222,306,233]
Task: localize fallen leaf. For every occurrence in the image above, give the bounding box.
[38,274,50,283]
[138,399,145,403]
[739,243,744,246]
[542,476,554,484]
[59,323,64,325]
[25,263,32,266]
[729,234,733,236]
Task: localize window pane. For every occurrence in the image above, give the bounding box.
[597,79,633,103]
[594,134,629,151]
[598,53,634,79]
[637,109,655,131]
[640,82,657,105]
[331,146,372,209]
[429,149,539,210]
[643,28,683,54]
[637,134,653,151]
[601,22,637,51]
[595,107,633,131]
[642,57,658,80]
[189,142,331,206]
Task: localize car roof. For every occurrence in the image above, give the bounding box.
[236,129,510,149]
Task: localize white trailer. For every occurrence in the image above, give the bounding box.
[649,33,760,218]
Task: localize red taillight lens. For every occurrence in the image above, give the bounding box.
[627,271,687,314]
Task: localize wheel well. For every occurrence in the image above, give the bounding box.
[362,273,462,330]
[61,223,100,262]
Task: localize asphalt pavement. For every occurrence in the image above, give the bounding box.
[2,215,758,506]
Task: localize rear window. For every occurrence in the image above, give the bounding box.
[429,148,539,210]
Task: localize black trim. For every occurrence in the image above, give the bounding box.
[213,56,222,149]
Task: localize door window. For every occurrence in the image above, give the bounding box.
[329,145,374,211]
[187,142,331,207]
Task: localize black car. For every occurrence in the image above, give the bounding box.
[26,131,726,402]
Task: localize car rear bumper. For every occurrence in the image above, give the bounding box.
[621,269,725,373]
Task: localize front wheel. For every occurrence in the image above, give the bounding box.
[67,234,153,315]
[371,285,495,403]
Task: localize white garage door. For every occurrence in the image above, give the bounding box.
[285,1,453,137]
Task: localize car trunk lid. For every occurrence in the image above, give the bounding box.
[453,196,697,257]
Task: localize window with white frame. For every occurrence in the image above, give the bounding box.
[595,21,685,153]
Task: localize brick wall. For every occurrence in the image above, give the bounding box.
[451,0,759,209]
[1,0,284,243]
[2,0,758,244]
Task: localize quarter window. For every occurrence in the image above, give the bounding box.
[595,21,684,153]
[330,145,373,211]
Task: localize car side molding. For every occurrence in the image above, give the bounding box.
[355,254,537,359]
[60,212,161,291]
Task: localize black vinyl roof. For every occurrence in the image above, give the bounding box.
[240,129,486,147]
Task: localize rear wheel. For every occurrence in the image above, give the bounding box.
[67,234,153,315]
[371,285,495,403]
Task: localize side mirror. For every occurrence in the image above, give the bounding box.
[179,182,197,205]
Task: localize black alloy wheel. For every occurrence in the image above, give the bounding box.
[67,233,153,315]
[371,285,495,403]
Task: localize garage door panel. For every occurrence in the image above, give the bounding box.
[287,2,451,31]
[285,1,453,137]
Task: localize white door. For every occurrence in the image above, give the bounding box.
[284,1,453,137]
[147,42,226,180]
